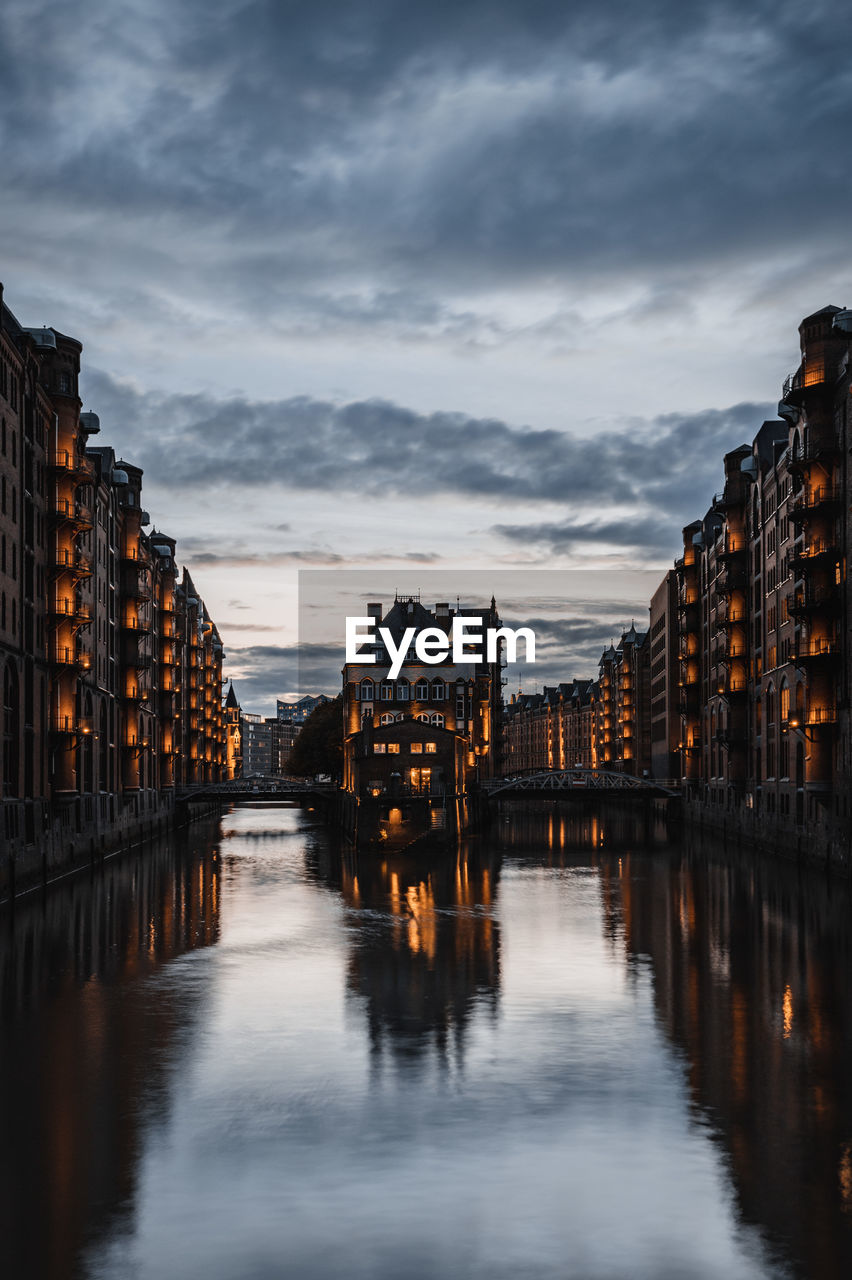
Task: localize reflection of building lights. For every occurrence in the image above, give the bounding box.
[783,984,794,1038]
[839,1142,852,1210]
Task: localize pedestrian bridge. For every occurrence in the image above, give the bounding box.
[483,769,679,800]
[178,778,337,804]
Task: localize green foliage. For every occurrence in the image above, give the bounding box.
[286,695,343,779]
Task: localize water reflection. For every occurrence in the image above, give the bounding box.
[308,842,501,1066]
[0,822,222,1280]
[2,804,852,1279]
[613,827,852,1279]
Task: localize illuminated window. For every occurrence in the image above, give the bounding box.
[380,682,393,699]
[411,742,423,753]
[387,743,400,754]
[425,742,436,754]
[374,743,386,754]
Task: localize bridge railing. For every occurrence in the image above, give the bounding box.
[483,769,680,798]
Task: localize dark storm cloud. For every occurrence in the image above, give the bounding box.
[228,641,342,708]
[2,0,851,321]
[493,515,681,555]
[83,367,768,521]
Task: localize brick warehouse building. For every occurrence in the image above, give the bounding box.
[667,304,852,863]
[341,595,503,845]
[0,285,229,896]
[502,627,651,779]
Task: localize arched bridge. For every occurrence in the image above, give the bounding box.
[483,769,679,799]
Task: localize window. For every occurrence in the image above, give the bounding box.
[431,713,445,727]
[387,743,400,754]
[416,712,430,722]
[380,682,393,700]
[380,713,395,725]
[397,679,410,701]
[415,680,430,700]
[359,679,374,700]
[432,681,445,700]
[373,743,387,754]
[411,742,423,753]
[424,742,437,754]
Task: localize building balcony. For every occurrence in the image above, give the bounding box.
[790,540,838,569]
[805,706,838,726]
[49,449,94,479]
[121,577,151,602]
[718,537,747,561]
[49,597,92,625]
[679,687,699,713]
[121,615,151,636]
[50,497,94,529]
[121,685,149,701]
[715,608,746,632]
[50,547,94,578]
[790,485,843,522]
[782,362,828,402]
[795,637,840,663]
[49,642,92,670]
[718,677,748,699]
[120,545,151,567]
[49,713,94,735]
[677,602,699,630]
[716,564,747,594]
[787,584,840,618]
[789,439,842,472]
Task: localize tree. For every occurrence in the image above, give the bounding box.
[286,695,343,780]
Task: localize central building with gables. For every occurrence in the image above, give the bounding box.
[341,594,503,845]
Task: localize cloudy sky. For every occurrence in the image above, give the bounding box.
[3,0,849,710]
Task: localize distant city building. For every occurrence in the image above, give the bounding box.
[595,626,651,776]
[649,571,679,781]
[503,626,651,780]
[503,680,598,774]
[277,693,331,769]
[241,713,275,776]
[225,682,242,779]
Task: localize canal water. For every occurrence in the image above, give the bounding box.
[2,804,852,1280]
